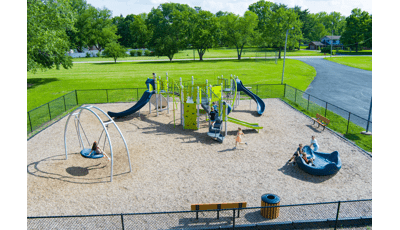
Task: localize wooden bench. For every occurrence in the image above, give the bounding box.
[191,202,247,219]
[311,113,330,130]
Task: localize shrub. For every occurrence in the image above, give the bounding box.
[320,47,331,53]
[130,50,137,57]
[96,52,101,57]
[144,50,151,56]
[86,52,91,58]
[137,50,142,56]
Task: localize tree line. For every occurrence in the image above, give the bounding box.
[27,0,372,72]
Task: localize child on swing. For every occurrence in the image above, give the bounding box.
[91,141,110,161]
[234,127,247,149]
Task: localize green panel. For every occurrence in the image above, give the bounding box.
[184,103,198,130]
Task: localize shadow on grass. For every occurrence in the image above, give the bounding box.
[27,78,58,89]
[344,133,361,141]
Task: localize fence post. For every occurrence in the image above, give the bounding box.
[137,88,139,101]
[294,88,297,103]
[325,102,328,117]
[232,209,236,229]
[28,112,33,133]
[334,201,341,230]
[106,89,109,103]
[121,214,125,230]
[75,90,79,105]
[256,84,259,96]
[346,113,351,134]
[283,84,286,98]
[63,95,67,111]
[307,94,310,111]
[48,103,52,120]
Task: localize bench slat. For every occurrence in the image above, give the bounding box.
[191,202,247,211]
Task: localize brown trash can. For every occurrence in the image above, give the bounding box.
[261,194,280,219]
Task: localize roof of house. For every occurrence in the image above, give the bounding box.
[309,41,324,46]
[322,36,341,40]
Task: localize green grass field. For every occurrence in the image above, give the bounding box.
[27,59,316,111]
[72,47,325,63]
[324,56,372,71]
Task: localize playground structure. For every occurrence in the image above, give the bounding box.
[64,105,132,182]
[295,146,342,176]
[107,73,266,143]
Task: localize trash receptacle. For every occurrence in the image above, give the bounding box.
[261,194,280,219]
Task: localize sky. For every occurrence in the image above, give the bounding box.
[85,0,372,17]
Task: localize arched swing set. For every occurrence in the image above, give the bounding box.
[64,105,132,182]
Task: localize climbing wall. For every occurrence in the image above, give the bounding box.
[184,103,198,130]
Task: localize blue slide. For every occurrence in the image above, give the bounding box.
[236,79,265,115]
[107,90,154,118]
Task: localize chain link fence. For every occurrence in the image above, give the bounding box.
[28,84,372,150]
[27,199,371,229]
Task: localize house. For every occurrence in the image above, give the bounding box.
[321,36,342,47]
[308,41,324,50]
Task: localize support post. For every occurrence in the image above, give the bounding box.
[325,102,328,117]
[197,86,200,130]
[225,101,228,137]
[307,94,310,111]
[346,112,351,134]
[48,103,52,120]
[334,201,341,230]
[63,95,67,111]
[28,112,33,133]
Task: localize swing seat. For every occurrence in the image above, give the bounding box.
[80,148,104,159]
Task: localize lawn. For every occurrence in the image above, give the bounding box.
[324,56,372,71]
[72,47,325,63]
[27,59,316,111]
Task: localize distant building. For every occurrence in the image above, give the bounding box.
[321,36,343,48]
[308,41,324,50]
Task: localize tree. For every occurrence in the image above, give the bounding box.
[264,7,303,58]
[28,0,75,73]
[112,14,135,48]
[219,11,259,60]
[341,8,372,52]
[66,0,91,52]
[102,42,128,63]
[248,0,276,47]
[86,7,120,52]
[130,13,150,48]
[146,3,196,61]
[189,10,219,61]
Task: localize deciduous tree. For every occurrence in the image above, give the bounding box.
[219,11,259,60]
[189,10,219,61]
[102,42,128,63]
[341,8,372,51]
[265,7,302,58]
[27,0,75,73]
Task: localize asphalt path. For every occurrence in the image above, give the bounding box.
[294,57,372,128]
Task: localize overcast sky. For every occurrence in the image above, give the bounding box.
[85,0,372,17]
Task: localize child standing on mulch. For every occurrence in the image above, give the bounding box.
[234,127,247,149]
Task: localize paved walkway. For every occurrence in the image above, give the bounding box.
[294,57,372,122]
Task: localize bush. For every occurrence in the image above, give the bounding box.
[130,50,137,57]
[96,52,101,57]
[144,50,151,56]
[137,50,142,56]
[320,47,331,53]
[86,52,91,58]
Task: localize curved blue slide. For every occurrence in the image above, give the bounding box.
[236,79,265,115]
[107,90,155,118]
